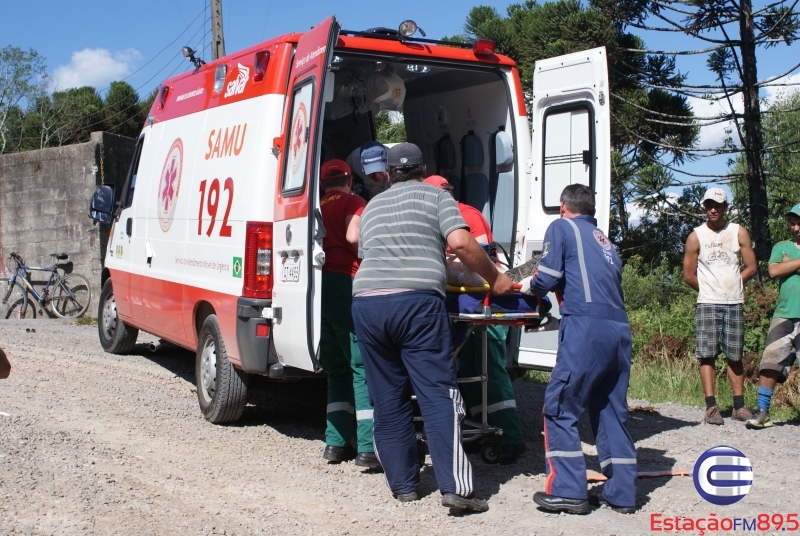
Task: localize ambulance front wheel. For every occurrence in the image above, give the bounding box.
[195,314,249,423]
[98,279,139,354]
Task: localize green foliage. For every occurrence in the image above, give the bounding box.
[1,45,150,153]
[374,111,406,144]
[104,81,144,139]
[730,91,800,243]
[0,46,49,154]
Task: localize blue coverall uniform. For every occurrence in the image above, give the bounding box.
[529,214,637,508]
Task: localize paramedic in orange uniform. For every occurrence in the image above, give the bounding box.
[423,175,526,464]
[318,159,379,470]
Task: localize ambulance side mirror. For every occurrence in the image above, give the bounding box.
[88,184,115,224]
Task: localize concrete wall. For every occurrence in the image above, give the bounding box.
[0,132,135,318]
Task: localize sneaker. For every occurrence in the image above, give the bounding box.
[745,407,773,429]
[731,406,753,421]
[441,493,489,512]
[704,405,724,425]
[505,254,542,284]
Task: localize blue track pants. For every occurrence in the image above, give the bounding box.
[352,291,472,496]
[543,314,637,507]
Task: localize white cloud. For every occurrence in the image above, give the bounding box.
[686,94,743,150]
[51,48,141,91]
[627,192,682,227]
[762,72,800,103]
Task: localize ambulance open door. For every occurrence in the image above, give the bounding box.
[516,47,611,370]
[271,16,340,372]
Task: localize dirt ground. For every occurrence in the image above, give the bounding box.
[0,319,797,535]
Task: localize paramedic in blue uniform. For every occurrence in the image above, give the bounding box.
[524,184,637,515]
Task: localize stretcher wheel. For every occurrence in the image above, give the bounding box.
[480,436,503,464]
[417,439,427,467]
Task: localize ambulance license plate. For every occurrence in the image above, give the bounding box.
[281,258,301,282]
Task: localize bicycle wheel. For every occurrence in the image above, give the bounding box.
[50,274,91,319]
[4,282,35,319]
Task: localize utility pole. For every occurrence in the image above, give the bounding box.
[211,0,226,60]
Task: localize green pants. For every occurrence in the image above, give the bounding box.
[320,272,374,452]
[457,324,524,446]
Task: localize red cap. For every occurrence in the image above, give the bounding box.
[321,159,351,180]
[423,175,452,190]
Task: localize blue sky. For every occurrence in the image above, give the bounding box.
[5,1,798,207]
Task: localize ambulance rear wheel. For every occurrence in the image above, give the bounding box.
[195,314,248,423]
[98,279,139,354]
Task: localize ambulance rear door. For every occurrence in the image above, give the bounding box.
[271,16,340,371]
[517,47,611,370]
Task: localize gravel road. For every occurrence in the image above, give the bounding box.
[0,319,797,535]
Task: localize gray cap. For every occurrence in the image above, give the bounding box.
[387,142,423,167]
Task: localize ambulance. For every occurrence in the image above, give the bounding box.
[88,16,610,423]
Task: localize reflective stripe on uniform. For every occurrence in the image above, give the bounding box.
[545,450,584,458]
[356,409,373,420]
[538,265,564,279]
[327,402,354,414]
[564,218,592,303]
[470,399,516,417]
[600,457,637,468]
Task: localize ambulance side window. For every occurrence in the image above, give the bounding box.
[124,135,145,209]
[282,80,314,195]
[541,105,593,211]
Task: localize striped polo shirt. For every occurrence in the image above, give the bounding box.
[353,181,467,298]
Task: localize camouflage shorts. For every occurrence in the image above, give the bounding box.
[760,317,800,383]
[505,253,543,284]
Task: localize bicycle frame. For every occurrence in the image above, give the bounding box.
[3,261,62,304]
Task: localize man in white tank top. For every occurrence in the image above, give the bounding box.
[683,188,757,425]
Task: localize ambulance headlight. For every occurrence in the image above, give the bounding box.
[398,20,426,38]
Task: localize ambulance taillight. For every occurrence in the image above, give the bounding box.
[243,222,272,299]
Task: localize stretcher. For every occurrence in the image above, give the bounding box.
[413,284,552,465]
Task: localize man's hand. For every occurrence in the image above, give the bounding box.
[491,272,514,296]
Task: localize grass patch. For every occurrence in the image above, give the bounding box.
[520,353,800,423]
[522,370,551,384]
[74,316,97,326]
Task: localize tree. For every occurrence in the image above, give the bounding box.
[0,46,48,154]
[456,1,698,254]
[103,81,144,139]
[50,86,105,146]
[591,0,800,261]
[374,111,406,144]
[731,90,800,244]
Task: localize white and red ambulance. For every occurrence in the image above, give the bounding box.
[89,16,610,423]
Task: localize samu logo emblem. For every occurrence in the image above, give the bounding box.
[157,138,183,232]
[693,446,753,505]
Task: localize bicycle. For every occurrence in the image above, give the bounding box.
[2,252,91,320]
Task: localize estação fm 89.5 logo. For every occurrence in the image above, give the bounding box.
[693,445,753,505]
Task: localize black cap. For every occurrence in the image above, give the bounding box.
[387,142,424,167]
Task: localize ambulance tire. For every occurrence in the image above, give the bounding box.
[195,314,248,423]
[98,279,139,354]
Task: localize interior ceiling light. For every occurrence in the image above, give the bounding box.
[398,20,426,39]
[406,65,430,74]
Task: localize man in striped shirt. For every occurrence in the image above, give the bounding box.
[351,143,514,512]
